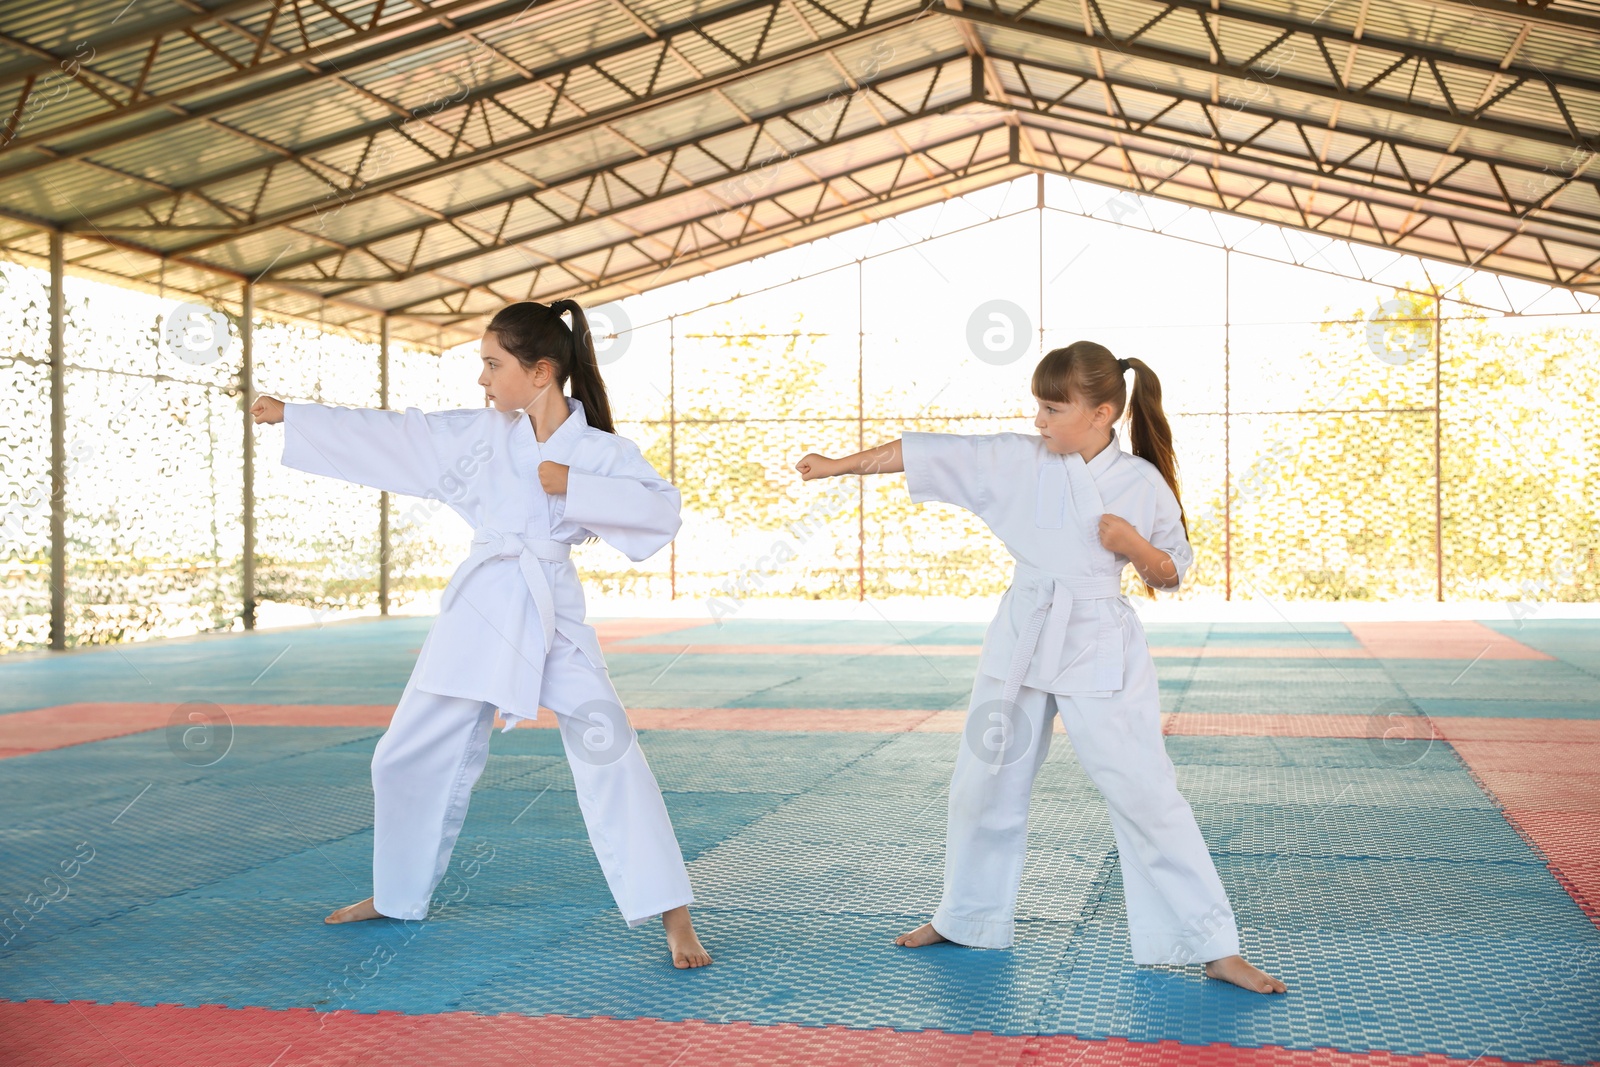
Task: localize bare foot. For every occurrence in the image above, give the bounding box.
[324,897,385,924]
[662,905,711,968]
[1205,954,1287,993]
[893,921,949,947]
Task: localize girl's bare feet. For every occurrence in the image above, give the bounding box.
[325,897,385,924]
[1205,954,1287,993]
[894,921,949,947]
[663,905,711,968]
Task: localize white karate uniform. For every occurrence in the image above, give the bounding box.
[901,428,1240,964]
[279,396,693,926]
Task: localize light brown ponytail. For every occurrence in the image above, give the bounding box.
[485,298,617,433]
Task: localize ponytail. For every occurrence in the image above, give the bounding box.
[552,299,616,434]
[1122,356,1186,536]
[485,298,617,433]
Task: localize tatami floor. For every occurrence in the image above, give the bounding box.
[1,616,1596,1066]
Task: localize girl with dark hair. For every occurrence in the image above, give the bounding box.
[794,341,1283,994]
[250,298,710,968]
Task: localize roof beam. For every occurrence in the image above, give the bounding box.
[50,0,852,227]
[947,4,1599,152]
[290,73,976,295]
[86,0,930,247]
[1131,0,1600,97]
[1019,117,1599,292]
[0,0,269,91]
[0,0,590,161]
[988,50,1600,237]
[254,55,971,286]
[1413,0,1600,37]
[386,124,1021,314]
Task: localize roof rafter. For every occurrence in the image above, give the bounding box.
[255,54,973,288]
[76,0,929,246]
[277,62,977,296]
[388,123,1021,314]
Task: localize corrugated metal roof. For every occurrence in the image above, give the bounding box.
[0,0,1595,350]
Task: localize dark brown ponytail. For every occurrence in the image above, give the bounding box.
[1032,341,1186,594]
[485,298,616,433]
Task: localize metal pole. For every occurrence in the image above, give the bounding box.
[48,229,65,650]
[856,258,865,602]
[1037,171,1044,355]
[241,281,256,631]
[378,314,391,616]
[1434,292,1443,602]
[1223,249,1232,602]
[668,314,676,600]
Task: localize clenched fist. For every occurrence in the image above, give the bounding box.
[1097,513,1140,555]
[794,453,837,481]
[250,395,285,425]
[539,461,569,495]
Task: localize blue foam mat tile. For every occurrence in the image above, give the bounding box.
[183,832,377,904]
[1172,766,1497,811]
[1034,920,1600,1065]
[687,832,947,916]
[724,686,975,712]
[0,727,379,822]
[1411,698,1600,719]
[652,791,796,860]
[0,895,603,1016]
[1382,661,1600,703]
[1110,855,1600,939]
[457,906,1072,1034]
[1173,687,1410,716]
[1164,736,1467,771]
[1195,803,1540,864]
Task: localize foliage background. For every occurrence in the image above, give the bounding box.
[3,194,1596,653]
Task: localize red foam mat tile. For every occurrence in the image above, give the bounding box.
[609,644,1376,659]
[593,618,716,645]
[495,707,947,733]
[1432,719,1600,744]
[0,1002,1582,1067]
[0,703,175,753]
[1501,810,1600,924]
[617,642,985,656]
[1162,714,1401,738]
[1503,810,1600,868]
[1346,621,1552,660]
[1448,741,1600,774]
[227,704,396,727]
[1470,771,1600,813]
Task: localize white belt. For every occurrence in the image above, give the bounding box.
[440,527,573,654]
[990,563,1124,774]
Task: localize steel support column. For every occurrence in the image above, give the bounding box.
[241,281,256,630]
[379,314,392,616]
[48,229,64,650]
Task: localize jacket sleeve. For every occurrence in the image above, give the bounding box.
[1148,479,1195,590]
[901,431,1007,517]
[281,402,452,498]
[561,437,682,562]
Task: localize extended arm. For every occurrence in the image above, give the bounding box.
[260,395,451,499]
[795,439,902,479]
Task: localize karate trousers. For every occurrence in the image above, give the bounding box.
[930,657,1240,964]
[368,636,695,926]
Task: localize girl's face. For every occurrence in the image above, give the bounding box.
[1033,392,1116,456]
[478,331,555,413]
